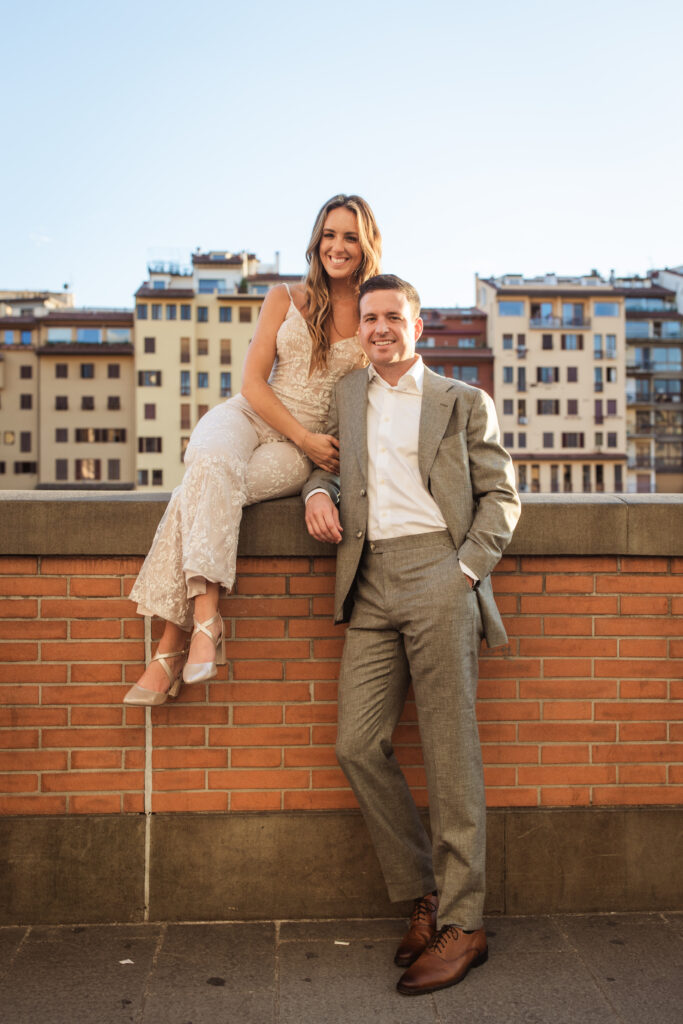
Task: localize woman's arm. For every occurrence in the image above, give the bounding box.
[240,285,339,472]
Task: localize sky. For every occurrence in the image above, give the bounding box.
[2,0,682,310]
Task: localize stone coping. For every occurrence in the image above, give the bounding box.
[1,491,682,557]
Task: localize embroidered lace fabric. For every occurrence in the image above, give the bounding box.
[129,297,364,630]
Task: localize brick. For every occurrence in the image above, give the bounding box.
[313,638,345,658]
[284,747,337,767]
[152,706,229,725]
[596,659,682,678]
[542,702,593,720]
[231,791,282,810]
[521,557,617,573]
[541,744,591,764]
[41,684,126,704]
[285,704,337,724]
[494,555,518,572]
[41,557,141,575]
[621,596,669,615]
[70,665,123,683]
[0,620,66,640]
[0,599,38,618]
[523,596,618,614]
[224,597,310,618]
[152,792,228,812]
[520,680,617,700]
[233,705,284,725]
[208,769,309,789]
[123,619,145,639]
[0,558,38,574]
[546,576,595,594]
[593,786,683,805]
[234,577,286,595]
[283,790,358,810]
[70,795,121,813]
[209,726,309,747]
[71,707,124,726]
[619,638,668,659]
[229,661,284,680]
[596,618,681,637]
[484,788,538,807]
[595,702,683,722]
[235,620,286,639]
[620,557,669,573]
[0,729,39,749]
[543,616,593,636]
[312,558,336,573]
[312,725,338,745]
[154,749,227,769]
[593,742,683,764]
[71,621,122,640]
[671,642,683,659]
[0,642,39,662]
[598,576,683,594]
[312,597,335,616]
[151,726,206,747]
[519,766,616,785]
[123,793,145,812]
[478,681,518,700]
[70,578,121,597]
[673,680,683,699]
[0,684,39,704]
[238,557,310,575]
[519,638,616,657]
[543,659,595,678]
[619,680,668,699]
[153,769,206,791]
[619,765,667,784]
[0,664,67,684]
[619,722,667,741]
[0,750,67,771]
[0,795,66,814]
[209,682,309,702]
[42,728,145,748]
[481,745,538,764]
[670,766,683,783]
[231,749,282,768]
[41,641,144,662]
[289,620,347,638]
[0,576,66,595]
[491,576,544,594]
[42,771,144,792]
[479,659,541,680]
[519,723,616,743]
[125,750,145,769]
[71,750,123,769]
[476,701,540,722]
[313,682,339,701]
[312,767,350,788]
[285,662,339,680]
[502,616,544,636]
[289,576,336,595]
[41,598,135,619]
[225,639,310,659]
[0,773,39,792]
[0,708,67,727]
[540,787,591,806]
[477,724,516,743]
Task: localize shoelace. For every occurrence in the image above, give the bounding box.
[427,924,460,954]
[410,895,437,926]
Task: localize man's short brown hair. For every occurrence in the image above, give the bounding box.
[358,274,421,319]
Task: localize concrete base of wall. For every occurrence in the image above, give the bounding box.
[1,807,681,925]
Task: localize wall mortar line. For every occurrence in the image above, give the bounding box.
[143,615,153,921]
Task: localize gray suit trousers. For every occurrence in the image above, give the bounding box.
[335,530,486,930]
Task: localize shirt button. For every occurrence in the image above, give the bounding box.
[356,530,363,538]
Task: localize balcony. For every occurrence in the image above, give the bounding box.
[529,316,562,328]
[627,456,654,469]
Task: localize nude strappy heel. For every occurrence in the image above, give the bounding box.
[182,612,226,684]
[123,647,187,706]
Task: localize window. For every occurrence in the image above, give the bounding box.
[81,396,95,410]
[166,305,177,321]
[606,367,617,383]
[537,400,559,415]
[138,371,162,387]
[594,367,603,392]
[107,328,131,343]
[152,469,163,486]
[594,334,603,358]
[137,469,149,486]
[594,302,619,317]
[503,400,513,415]
[562,303,585,326]
[144,404,156,420]
[595,432,604,447]
[220,371,232,397]
[136,304,148,319]
[108,363,120,378]
[144,337,155,354]
[20,394,32,410]
[138,437,163,453]
[199,278,222,294]
[503,367,514,384]
[151,304,162,320]
[531,464,540,493]
[107,459,121,481]
[75,458,101,481]
[239,306,252,323]
[20,365,33,379]
[517,333,526,349]
[517,465,528,492]
[3,431,15,444]
[452,366,478,383]
[458,337,477,348]
[108,396,121,411]
[219,307,232,323]
[3,330,13,344]
[607,399,617,416]
[76,328,102,343]
[197,372,209,388]
[180,337,190,363]
[180,404,191,429]
[518,433,527,449]
[55,428,68,443]
[582,465,591,493]
[567,399,578,415]
[80,363,94,379]
[498,301,524,316]
[595,399,604,425]
[502,334,513,350]
[180,305,191,320]
[542,334,553,350]
[537,367,559,383]
[562,433,585,448]
[503,432,514,448]
[543,433,554,448]
[197,404,209,419]
[550,465,559,492]
[21,331,32,345]
[567,367,578,383]
[563,465,573,493]
[13,461,37,473]
[607,432,618,448]
[197,306,208,322]
[55,363,68,378]
[561,334,583,350]
[20,432,31,453]
[220,339,231,364]
[153,281,165,290]
[55,396,68,410]
[614,464,623,491]
[180,370,191,395]
[197,338,209,356]
[55,459,68,481]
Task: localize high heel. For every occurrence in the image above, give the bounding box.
[123,648,187,706]
[183,612,226,684]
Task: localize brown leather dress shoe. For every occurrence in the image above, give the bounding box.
[394,892,439,967]
[396,924,488,995]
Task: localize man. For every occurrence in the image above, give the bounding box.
[303,274,520,996]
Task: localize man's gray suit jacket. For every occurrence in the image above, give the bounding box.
[302,365,521,648]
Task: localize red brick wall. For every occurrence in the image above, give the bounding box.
[1,554,682,815]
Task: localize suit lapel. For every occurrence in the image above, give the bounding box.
[418,370,457,487]
[346,369,369,485]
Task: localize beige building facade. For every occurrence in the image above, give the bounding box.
[477,274,627,493]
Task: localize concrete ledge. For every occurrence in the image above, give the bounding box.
[1,807,681,925]
[2,491,683,557]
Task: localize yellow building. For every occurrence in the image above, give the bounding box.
[477,274,627,493]
[134,251,299,490]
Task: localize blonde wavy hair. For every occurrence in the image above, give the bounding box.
[304,194,382,370]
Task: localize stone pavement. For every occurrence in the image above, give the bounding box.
[0,912,681,1023]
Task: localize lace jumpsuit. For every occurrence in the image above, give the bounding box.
[130,294,364,631]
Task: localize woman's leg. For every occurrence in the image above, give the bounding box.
[133,620,190,694]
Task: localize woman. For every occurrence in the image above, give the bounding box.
[124,194,381,705]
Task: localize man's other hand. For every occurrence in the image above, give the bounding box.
[305,492,343,544]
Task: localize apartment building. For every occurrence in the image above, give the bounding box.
[477,274,627,494]
[616,269,683,492]
[134,251,300,491]
[418,307,493,397]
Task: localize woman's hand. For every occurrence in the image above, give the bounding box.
[300,432,340,473]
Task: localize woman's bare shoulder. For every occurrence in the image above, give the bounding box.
[287,281,307,312]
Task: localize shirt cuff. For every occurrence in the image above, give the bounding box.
[459,561,479,583]
[304,488,330,504]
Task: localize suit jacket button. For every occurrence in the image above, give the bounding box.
[360,489,366,497]
[356,530,363,538]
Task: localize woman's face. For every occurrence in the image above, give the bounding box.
[319,206,363,280]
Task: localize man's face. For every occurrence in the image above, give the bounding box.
[358,289,423,379]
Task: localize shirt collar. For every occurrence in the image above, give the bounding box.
[367,355,424,395]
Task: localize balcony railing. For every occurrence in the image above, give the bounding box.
[627,456,654,469]
[529,316,562,328]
